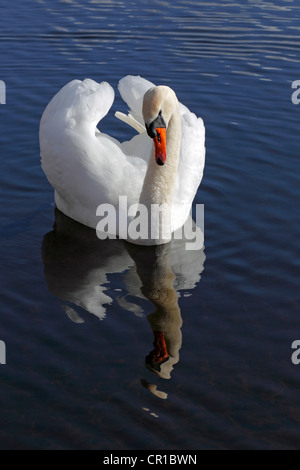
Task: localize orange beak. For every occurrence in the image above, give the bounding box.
[153,128,167,166]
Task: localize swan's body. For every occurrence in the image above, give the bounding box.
[40,75,205,245]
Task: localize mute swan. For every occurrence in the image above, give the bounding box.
[39,75,205,245]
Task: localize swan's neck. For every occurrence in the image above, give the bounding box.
[139,109,181,210]
[136,109,181,243]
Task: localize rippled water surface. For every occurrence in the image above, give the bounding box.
[1,0,300,450]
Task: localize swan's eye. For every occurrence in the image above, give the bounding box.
[145,112,166,139]
[145,123,156,139]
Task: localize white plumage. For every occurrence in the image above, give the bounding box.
[39,75,205,244]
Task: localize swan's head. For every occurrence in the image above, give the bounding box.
[143,86,177,166]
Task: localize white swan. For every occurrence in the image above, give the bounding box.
[39,75,205,245]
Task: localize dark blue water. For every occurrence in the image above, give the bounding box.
[1,0,300,450]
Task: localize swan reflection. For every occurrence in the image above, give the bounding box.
[42,209,205,383]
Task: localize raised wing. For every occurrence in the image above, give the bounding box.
[174,104,206,207]
[117,75,155,130]
[40,79,115,137]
